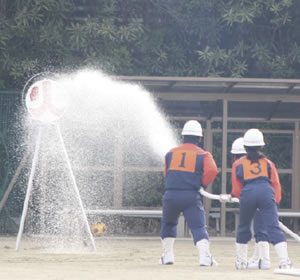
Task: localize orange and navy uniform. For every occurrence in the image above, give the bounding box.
[164,143,218,191]
[232,156,285,244]
[161,142,218,242]
[231,156,281,204]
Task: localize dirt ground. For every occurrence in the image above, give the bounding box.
[0,236,299,280]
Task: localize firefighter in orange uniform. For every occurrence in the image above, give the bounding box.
[231,137,271,270]
[231,129,292,270]
[159,120,218,266]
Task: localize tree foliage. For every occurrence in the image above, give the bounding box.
[1,0,300,89]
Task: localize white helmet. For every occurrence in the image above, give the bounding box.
[243,128,265,147]
[231,137,246,154]
[181,120,203,136]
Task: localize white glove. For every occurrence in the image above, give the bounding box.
[219,194,232,203]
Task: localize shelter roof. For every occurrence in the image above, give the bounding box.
[117,76,300,121]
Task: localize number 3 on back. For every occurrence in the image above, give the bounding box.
[250,162,262,175]
[243,160,268,179]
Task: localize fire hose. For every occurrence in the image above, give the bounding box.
[199,188,300,242]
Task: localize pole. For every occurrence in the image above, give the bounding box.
[16,128,42,251]
[221,99,228,236]
[56,124,96,251]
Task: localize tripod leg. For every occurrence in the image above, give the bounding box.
[16,128,42,251]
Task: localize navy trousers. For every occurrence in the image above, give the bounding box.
[253,209,269,242]
[160,190,208,244]
[237,183,285,245]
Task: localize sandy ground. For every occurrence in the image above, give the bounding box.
[0,236,299,280]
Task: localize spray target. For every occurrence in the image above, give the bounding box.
[25,78,68,123]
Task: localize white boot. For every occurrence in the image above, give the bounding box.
[159,238,175,265]
[196,239,217,266]
[247,242,259,269]
[248,242,270,269]
[274,242,292,269]
[235,243,248,269]
[258,241,270,269]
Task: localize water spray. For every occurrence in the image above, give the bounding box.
[17,75,96,251]
[16,69,178,251]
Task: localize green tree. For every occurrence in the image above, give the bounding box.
[1,0,300,89]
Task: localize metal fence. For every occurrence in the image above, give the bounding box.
[0,91,22,234]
